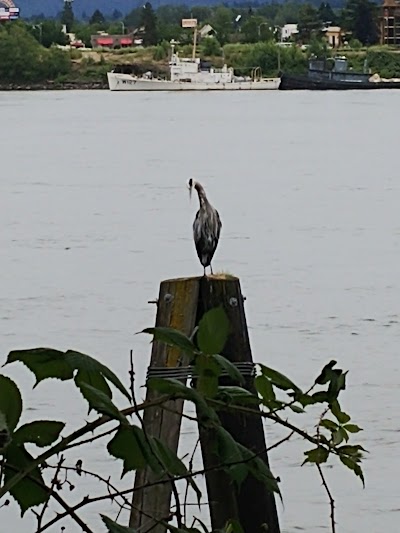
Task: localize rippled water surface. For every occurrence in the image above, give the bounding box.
[1,89,399,532]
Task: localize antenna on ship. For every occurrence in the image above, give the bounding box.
[182,18,198,61]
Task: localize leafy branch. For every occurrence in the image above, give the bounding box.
[0,307,366,533]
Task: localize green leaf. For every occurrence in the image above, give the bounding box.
[3,444,48,515]
[13,421,65,447]
[320,418,338,432]
[5,348,131,401]
[196,307,230,355]
[141,327,196,355]
[6,348,74,385]
[147,378,218,423]
[212,354,244,384]
[101,515,138,533]
[195,353,221,398]
[228,463,248,489]
[344,423,362,434]
[0,375,22,433]
[331,401,351,424]
[289,404,305,413]
[237,443,281,496]
[303,446,329,465]
[337,444,366,457]
[255,375,276,403]
[151,437,187,475]
[108,425,161,476]
[152,437,202,503]
[340,456,365,487]
[315,360,337,384]
[259,364,301,393]
[332,429,344,446]
[79,384,127,423]
[75,368,112,408]
[215,386,259,406]
[65,350,130,400]
[216,427,243,464]
[223,519,244,533]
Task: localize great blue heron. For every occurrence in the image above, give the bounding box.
[188,178,222,276]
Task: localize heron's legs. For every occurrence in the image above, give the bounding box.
[203,266,206,277]
[210,264,213,275]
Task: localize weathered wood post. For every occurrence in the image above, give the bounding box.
[196,276,280,533]
[129,276,280,533]
[129,277,200,532]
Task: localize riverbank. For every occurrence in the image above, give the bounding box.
[0,80,108,91]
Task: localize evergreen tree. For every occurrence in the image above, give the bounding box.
[112,9,123,21]
[90,9,105,25]
[318,2,336,25]
[297,3,322,42]
[60,0,74,33]
[341,0,378,45]
[140,3,159,46]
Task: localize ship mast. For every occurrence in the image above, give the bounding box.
[181,18,198,61]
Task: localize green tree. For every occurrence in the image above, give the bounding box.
[30,21,68,48]
[0,24,70,83]
[201,36,222,56]
[212,6,233,46]
[90,9,105,26]
[112,9,123,21]
[242,16,274,44]
[318,2,337,25]
[60,0,74,33]
[140,2,159,46]
[341,0,378,45]
[297,3,322,42]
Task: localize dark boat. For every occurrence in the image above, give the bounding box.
[279,56,400,90]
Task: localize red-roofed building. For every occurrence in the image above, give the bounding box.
[91,34,134,49]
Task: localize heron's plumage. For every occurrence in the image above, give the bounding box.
[189,179,221,275]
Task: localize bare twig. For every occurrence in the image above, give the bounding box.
[5,463,94,533]
[36,455,65,530]
[63,426,119,451]
[183,437,200,524]
[317,464,336,533]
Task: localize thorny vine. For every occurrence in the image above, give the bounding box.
[0,311,366,533]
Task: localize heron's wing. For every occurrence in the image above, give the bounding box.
[215,209,222,239]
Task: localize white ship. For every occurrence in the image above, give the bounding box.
[107,45,280,92]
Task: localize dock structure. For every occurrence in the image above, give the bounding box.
[129,276,280,533]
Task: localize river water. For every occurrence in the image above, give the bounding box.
[0,89,399,533]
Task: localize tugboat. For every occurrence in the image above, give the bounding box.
[279,56,400,90]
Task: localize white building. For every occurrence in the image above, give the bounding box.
[281,24,298,41]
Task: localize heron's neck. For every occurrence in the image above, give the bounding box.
[195,183,208,208]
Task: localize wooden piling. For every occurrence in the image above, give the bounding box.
[197,276,280,533]
[129,276,280,533]
[129,277,200,532]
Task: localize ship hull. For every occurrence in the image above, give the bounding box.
[279,73,400,90]
[107,72,280,91]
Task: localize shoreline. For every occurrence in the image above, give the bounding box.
[0,80,108,91]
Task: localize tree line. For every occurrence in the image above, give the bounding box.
[46,0,379,48]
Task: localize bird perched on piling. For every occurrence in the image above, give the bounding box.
[187,178,222,276]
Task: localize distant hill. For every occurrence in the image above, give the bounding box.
[17,0,217,18]
[16,0,346,19]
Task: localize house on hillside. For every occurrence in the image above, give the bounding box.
[322,26,343,48]
[281,24,298,41]
[198,24,217,40]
